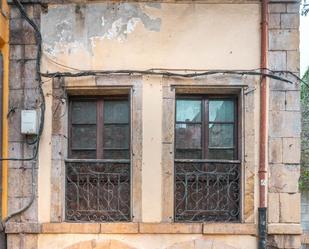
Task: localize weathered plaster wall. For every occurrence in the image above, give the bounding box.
[41,3,261,71]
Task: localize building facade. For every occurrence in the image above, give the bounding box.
[4,0,301,248]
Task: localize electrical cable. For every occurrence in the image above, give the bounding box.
[40,68,296,85]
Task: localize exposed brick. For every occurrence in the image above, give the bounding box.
[269,164,299,193]
[281,13,299,29]
[268,51,286,71]
[269,30,299,51]
[269,137,283,163]
[280,193,301,223]
[268,193,280,223]
[282,137,300,163]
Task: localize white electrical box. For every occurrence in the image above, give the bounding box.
[21,110,39,135]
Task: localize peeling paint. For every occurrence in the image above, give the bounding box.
[42,3,161,53]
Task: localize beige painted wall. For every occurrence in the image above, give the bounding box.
[38,234,257,249]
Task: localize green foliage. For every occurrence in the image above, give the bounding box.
[300,67,309,190]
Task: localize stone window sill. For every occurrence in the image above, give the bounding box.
[5,222,258,235]
[5,222,302,235]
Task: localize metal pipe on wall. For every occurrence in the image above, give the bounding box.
[259,0,269,247]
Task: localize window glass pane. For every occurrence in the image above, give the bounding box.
[209,124,234,148]
[103,125,130,149]
[176,100,201,122]
[72,125,96,149]
[104,100,129,124]
[209,100,234,122]
[176,123,201,149]
[104,150,130,159]
[72,101,96,124]
[208,149,234,160]
[175,149,202,159]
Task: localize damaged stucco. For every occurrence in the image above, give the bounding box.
[41,3,260,70]
[42,3,162,54]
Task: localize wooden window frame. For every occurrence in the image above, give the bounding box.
[175,94,239,161]
[68,95,131,160]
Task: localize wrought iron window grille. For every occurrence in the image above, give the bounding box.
[65,159,131,222]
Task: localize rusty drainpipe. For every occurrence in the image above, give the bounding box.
[258,0,269,248]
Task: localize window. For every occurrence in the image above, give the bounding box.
[174,95,241,222]
[66,96,131,222]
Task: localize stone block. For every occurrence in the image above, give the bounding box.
[9,60,24,90]
[203,223,257,235]
[270,90,286,111]
[8,109,23,142]
[8,168,22,197]
[10,18,23,45]
[5,222,41,234]
[286,90,300,111]
[269,193,280,223]
[287,3,300,13]
[281,13,299,29]
[269,235,301,249]
[269,76,300,91]
[269,14,281,29]
[139,223,202,234]
[280,193,301,223]
[50,159,63,222]
[282,137,300,164]
[25,45,38,60]
[21,197,38,222]
[269,51,286,71]
[269,111,301,138]
[7,235,20,249]
[287,50,300,72]
[41,223,100,233]
[162,98,175,143]
[269,3,287,13]
[269,164,299,193]
[269,30,299,51]
[10,45,24,60]
[268,224,302,234]
[100,223,138,234]
[269,138,283,163]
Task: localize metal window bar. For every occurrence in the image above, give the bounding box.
[174,160,241,222]
[65,159,131,222]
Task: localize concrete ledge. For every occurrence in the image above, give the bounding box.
[139,223,203,234]
[5,222,41,234]
[268,224,302,235]
[203,223,257,235]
